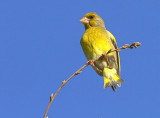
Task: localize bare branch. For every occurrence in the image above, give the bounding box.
[43,42,141,118]
[43,63,89,118]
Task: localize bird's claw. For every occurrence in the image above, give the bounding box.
[87,60,95,67]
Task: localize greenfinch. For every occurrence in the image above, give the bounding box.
[80,12,124,91]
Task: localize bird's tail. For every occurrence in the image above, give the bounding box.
[103,68,124,92]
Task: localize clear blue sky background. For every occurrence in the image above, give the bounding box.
[0,0,160,118]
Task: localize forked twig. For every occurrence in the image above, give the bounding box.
[43,42,141,118]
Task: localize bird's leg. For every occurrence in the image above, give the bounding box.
[102,52,112,69]
[87,60,102,74]
[87,60,95,67]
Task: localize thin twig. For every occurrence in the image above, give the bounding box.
[43,63,89,118]
[43,42,141,118]
[107,42,141,54]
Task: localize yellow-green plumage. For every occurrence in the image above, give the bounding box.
[80,12,124,91]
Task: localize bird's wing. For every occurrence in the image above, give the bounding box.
[106,30,120,75]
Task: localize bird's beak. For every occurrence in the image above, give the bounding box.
[80,17,89,24]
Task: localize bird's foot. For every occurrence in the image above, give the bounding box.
[87,60,95,67]
[87,60,102,74]
[102,52,108,58]
[102,52,112,69]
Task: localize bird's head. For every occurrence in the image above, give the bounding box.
[80,12,105,29]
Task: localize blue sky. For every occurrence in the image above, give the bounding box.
[0,0,160,118]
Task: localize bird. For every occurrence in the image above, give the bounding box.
[80,12,124,92]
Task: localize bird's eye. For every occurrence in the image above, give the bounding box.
[89,15,94,19]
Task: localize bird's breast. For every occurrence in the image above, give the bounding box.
[81,27,111,60]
